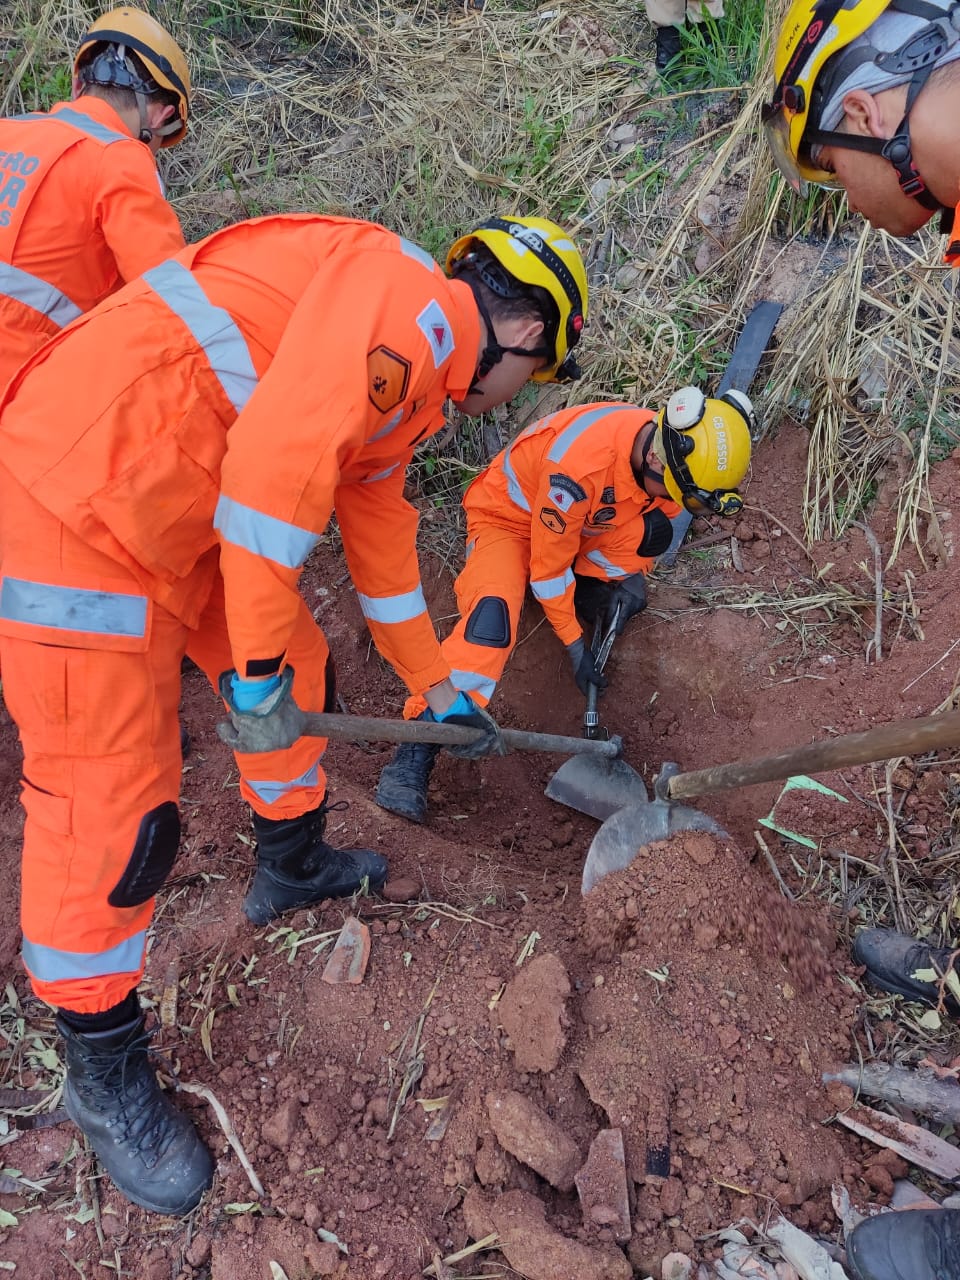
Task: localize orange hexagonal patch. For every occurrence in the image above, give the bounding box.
[368,345,411,414]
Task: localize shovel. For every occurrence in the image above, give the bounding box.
[580,706,960,894]
[294,707,630,763]
[545,599,651,820]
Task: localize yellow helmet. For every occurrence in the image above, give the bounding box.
[763,0,960,210]
[75,7,190,147]
[654,388,754,516]
[446,215,588,383]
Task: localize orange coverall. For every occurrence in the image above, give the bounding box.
[406,402,680,716]
[0,214,480,1013]
[0,95,184,388]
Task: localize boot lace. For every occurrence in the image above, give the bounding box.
[300,798,356,876]
[383,742,438,788]
[79,1027,181,1167]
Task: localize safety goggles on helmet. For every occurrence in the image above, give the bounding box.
[446,215,588,383]
[658,429,744,516]
[764,0,960,217]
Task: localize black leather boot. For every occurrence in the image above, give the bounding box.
[852,928,960,1014]
[847,1208,960,1280]
[245,798,387,925]
[375,743,440,824]
[57,1012,213,1215]
[655,24,683,73]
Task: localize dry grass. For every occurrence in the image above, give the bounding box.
[3,1,958,551]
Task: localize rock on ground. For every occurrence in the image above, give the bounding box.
[464,1186,632,1280]
[497,952,570,1073]
[486,1089,582,1191]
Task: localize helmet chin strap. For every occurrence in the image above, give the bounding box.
[468,289,550,393]
[632,425,665,490]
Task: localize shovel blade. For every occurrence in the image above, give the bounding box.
[545,753,648,821]
[581,800,728,895]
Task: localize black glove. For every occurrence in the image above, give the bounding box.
[602,574,648,637]
[425,692,507,760]
[573,573,613,625]
[565,638,609,698]
[217,667,306,753]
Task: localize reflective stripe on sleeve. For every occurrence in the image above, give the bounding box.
[361,463,401,484]
[399,237,438,272]
[0,577,148,637]
[584,549,628,578]
[449,668,497,703]
[547,405,622,463]
[357,586,428,624]
[530,568,575,601]
[214,495,320,569]
[501,445,531,512]
[0,261,83,328]
[245,757,321,806]
[14,107,128,145]
[369,407,405,443]
[22,931,146,983]
[143,260,259,415]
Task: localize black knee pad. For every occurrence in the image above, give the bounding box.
[323,652,337,713]
[108,801,181,908]
[573,574,611,624]
[463,596,511,648]
[637,508,674,558]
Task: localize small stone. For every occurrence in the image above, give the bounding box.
[610,123,638,144]
[662,1253,694,1280]
[261,1098,301,1150]
[305,1240,340,1275]
[382,876,420,903]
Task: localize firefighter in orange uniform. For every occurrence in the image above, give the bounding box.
[0,8,189,387]
[0,212,587,1215]
[376,388,754,823]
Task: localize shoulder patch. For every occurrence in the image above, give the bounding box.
[600,486,616,504]
[416,299,455,369]
[548,473,587,513]
[588,506,617,525]
[540,506,567,534]
[368,345,411,413]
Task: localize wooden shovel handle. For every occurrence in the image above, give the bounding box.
[299,711,622,758]
[665,708,960,802]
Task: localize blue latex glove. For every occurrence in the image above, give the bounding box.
[423,692,506,760]
[229,671,282,712]
[217,668,304,753]
[425,691,475,722]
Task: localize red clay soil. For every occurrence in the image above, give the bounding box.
[1,419,960,1278]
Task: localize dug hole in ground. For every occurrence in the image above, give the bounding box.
[2,419,960,1280]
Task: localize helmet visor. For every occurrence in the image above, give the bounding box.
[761,103,809,194]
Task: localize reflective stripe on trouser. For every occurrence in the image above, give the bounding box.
[404,521,530,718]
[0,468,332,1013]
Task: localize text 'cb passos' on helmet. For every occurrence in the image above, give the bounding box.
[446,215,589,383]
[654,387,754,516]
[74,7,190,146]
[761,0,890,192]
